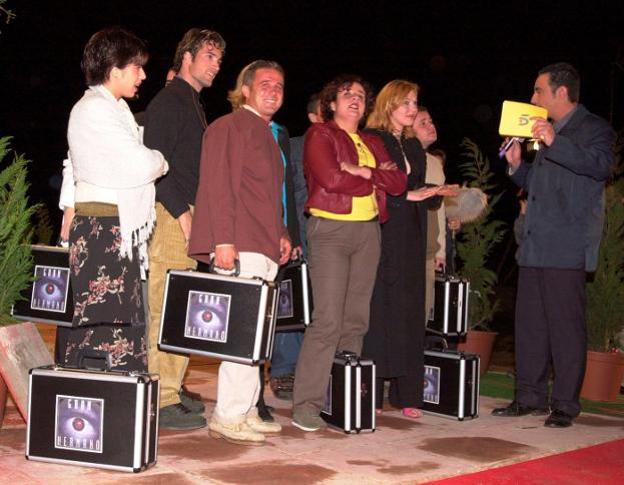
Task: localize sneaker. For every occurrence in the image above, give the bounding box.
[292,412,327,432]
[270,374,294,400]
[180,388,205,414]
[209,419,265,445]
[246,413,282,433]
[159,403,207,430]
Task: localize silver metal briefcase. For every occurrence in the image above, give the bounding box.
[11,245,75,326]
[275,259,312,331]
[321,352,376,433]
[26,365,159,472]
[422,349,479,420]
[428,274,470,337]
[158,269,278,365]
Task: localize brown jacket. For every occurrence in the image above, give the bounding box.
[189,108,287,264]
[303,121,407,223]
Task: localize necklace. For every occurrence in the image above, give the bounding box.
[393,133,411,175]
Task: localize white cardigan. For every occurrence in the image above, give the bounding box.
[67,85,168,263]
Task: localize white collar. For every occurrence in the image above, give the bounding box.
[90,84,120,104]
[242,104,263,118]
[242,104,274,124]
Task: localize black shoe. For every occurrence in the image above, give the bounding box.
[159,403,207,430]
[256,401,275,422]
[269,374,294,400]
[491,400,549,417]
[180,388,205,414]
[544,409,573,428]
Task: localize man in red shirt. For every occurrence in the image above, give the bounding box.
[189,60,291,445]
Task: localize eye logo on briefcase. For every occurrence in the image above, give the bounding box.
[277,279,294,319]
[54,395,104,453]
[31,265,70,313]
[423,366,441,405]
[184,291,231,343]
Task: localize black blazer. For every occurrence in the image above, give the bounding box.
[276,123,301,247]
[510,104,615,271]
[366,129,441,211]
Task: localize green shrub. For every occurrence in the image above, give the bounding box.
[585,129,624,352]
[0,137,38,324]
[455,138,507,330]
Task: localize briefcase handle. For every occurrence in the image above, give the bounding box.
[424,335,449,351]
[56,237,69,249]
[76,349,113,371]
[290,253,307,263]
[276,255,308,282]
[206,258,241,277]
[335,350,359,363]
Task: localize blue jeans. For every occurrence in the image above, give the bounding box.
[270,331,303,377]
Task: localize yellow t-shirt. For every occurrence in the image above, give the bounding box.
[310,133,379,221]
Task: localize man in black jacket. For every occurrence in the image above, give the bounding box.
[493,62,615,428]
[144,28,225,430]
[256,119,302,420]
[267,94,322,402]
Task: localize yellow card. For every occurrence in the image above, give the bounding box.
[498,101,548,138]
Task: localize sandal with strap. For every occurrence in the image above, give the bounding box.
[402,408,423,419]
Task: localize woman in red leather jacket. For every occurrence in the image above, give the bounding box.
[292,75,407,432]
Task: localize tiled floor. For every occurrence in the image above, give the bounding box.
[1,326,623,484]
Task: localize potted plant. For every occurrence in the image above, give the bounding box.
[580,133,624,402]
[454,138,507,373]
[0,136,42,427]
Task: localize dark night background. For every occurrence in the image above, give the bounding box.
[1,1,623,333]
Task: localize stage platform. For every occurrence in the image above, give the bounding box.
[0,325,622,484]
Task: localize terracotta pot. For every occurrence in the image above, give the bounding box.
[457,330,498,374]
[580,351,624,402]
[0,373,7,429]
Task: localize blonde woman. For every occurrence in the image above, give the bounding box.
[363,80,456,417]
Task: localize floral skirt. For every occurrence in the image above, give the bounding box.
[69,213,144,326]
[55,212,147,372]
[55,325,147,372]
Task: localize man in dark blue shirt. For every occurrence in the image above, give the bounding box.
[493,63,615,428]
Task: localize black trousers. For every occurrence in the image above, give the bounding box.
[515,267,587,417]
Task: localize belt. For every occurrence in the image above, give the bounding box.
[75,202,119,217]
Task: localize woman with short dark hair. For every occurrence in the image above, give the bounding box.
[292,75,407,431]
[56,27,168,371]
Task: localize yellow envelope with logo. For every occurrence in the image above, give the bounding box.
[499,101,548,138]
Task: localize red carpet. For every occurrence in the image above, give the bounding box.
[427,439,624,484]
